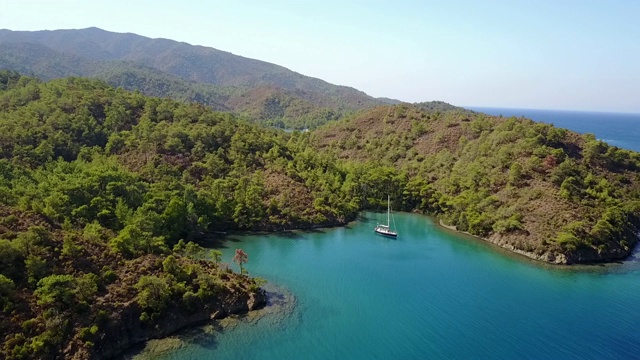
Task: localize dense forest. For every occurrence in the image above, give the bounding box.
[312,104,640,263]
[0,71,372,359]
[2,71,640,358]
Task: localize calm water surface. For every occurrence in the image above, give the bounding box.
[146,212,640,360]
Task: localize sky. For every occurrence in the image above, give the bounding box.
[1,0,639,113]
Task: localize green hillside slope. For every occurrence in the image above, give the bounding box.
[2,72,639,358]
[0,73,361,358]
[0,28,393,128]
[312,104,640,264]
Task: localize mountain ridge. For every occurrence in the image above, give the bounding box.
[0,27,398,128]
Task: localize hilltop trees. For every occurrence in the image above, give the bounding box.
[3,74,640,266]
[0,76,362,247]
[0,75,321,358]
[0,28,388,130]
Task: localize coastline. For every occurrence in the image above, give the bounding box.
[438,219,569,265]
[123,212,640,360]
[437,219,637,265]
[86,214,636,358]
[436,219,564,263]
[127,283,296,359]
[88,281,267,360]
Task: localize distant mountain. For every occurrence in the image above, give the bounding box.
[414,100,475,113]
[0,27,396,128]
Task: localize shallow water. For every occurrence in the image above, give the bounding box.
[136,212,640,360]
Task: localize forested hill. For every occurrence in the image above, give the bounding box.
[0,27,395,128]
[2,72,640,357]
[0,72,368,358]
[312,104,640,264]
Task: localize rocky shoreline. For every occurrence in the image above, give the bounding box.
[129,283,297,359]
[83,285,267,359]
[72,218,637,358]
[438,220,638,265]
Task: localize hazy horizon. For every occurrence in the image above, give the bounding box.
[2,0,639,113]
[466,105,640,115]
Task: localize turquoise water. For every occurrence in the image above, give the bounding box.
[154,212,640,360]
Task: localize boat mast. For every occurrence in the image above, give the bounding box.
[387,195,390,226]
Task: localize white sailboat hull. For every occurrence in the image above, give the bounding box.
[375,195,397,237]
[374,225,397,237]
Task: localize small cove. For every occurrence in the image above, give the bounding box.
[133,212,640,360]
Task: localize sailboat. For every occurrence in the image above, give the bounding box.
[375,195,397,237]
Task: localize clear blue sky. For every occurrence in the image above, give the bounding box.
[2,0,639,112]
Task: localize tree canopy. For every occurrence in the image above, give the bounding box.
[2,72,640,358]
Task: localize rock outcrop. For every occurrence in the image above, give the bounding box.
[82,285,266,359]
[440,220,639,265]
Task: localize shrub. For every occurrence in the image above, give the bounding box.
[134,275,170,312]
[182,291,199,311]
[34,274,76,308]
[102,268,118,284]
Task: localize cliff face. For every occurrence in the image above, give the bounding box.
[77,286,266,359]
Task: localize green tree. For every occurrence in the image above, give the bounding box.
[163,255,179,275]
[109,224,166,257]
[0,239,22,280]
[508,162,524,187]
[135,275,170,312]
[25,255,48,286]
[34,274,77,308]
[76,273,99,303]
[0,274,15,310]
[209,249,222,264]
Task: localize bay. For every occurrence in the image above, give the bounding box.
[143,212,640,360]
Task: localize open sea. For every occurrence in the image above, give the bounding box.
[132,108,640,360]
[469,107,640,152]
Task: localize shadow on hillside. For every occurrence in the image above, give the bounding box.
[196,227,336,249]
[196,234,242,249]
